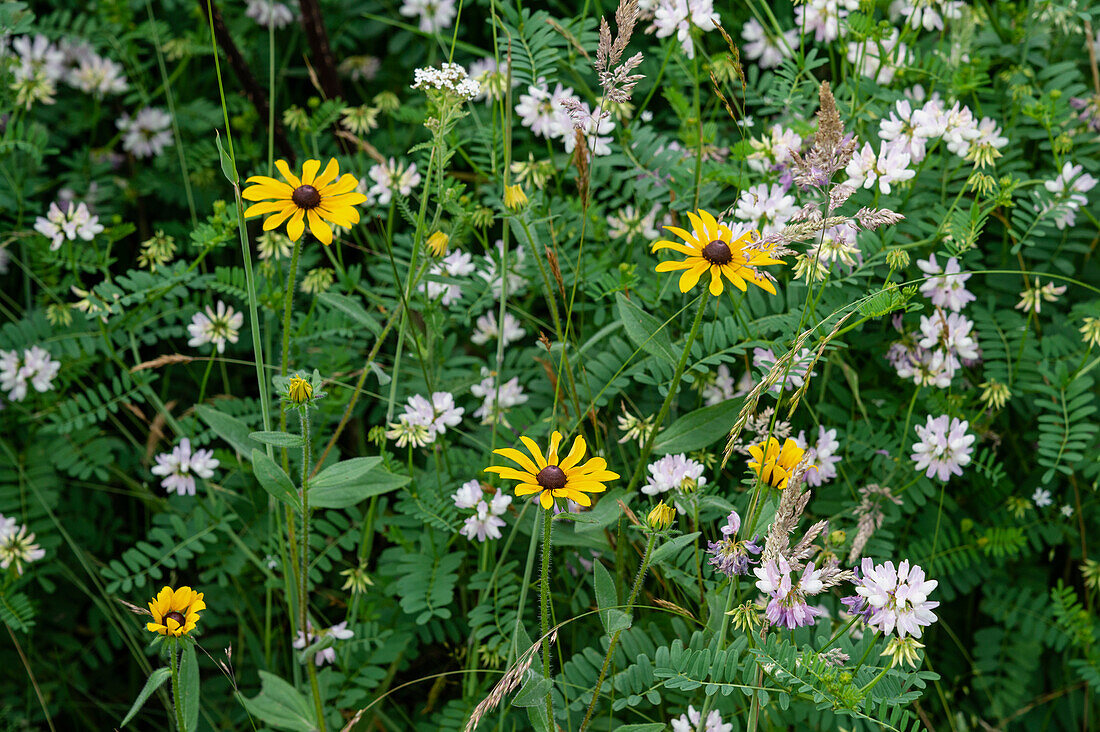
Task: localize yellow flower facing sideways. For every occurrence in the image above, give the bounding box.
[146,585,206,637]
[486,431,619,509]
[653,210,783,296]
[242,158,366,246]
[747,437,809,490]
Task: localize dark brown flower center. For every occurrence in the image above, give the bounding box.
[701,239,733,265]
[292,185,321,210]
[165,611,187,628]
[536,465,567,492]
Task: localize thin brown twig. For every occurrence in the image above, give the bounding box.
[297,0,344,101]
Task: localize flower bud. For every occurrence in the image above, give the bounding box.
[647,500,676,531]
[426,231,449,257]
[885,248,910,270]
[504,184,528,211]
[288,374,313,405]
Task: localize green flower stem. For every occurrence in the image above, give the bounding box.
[580,532,657,731]
[298,408,324,729]
[859,663,891,694]
[169,640,186,732]
[539,506,554,727]
[626,294,708,493]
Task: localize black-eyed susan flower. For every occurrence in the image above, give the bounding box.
[647,500,676,531]
[242,159,366,246]
[486,431,619,509]
[288,373,313,405]
[426,231,449,257]
[504,184,528,211]
[146,585,205,637]
[653,210,783,296]
[747,437,808,489]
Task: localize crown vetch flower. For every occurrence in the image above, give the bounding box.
[753,557,826,629]
[911,414,975,481]
[747,437,809,489]
[850,557,939,638]
[652,210,783,296]
[485,431,619,509]
[243,158,366,245]
[146,585,205,637]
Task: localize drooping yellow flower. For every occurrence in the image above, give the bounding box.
[652,210,783,296]
[146,585,205,637]
[747,437,808,489]
[426,231,449,257]
[288,373,313,404]
[485,431,619,509]
[242,158,366,246]
[647,500,676,531]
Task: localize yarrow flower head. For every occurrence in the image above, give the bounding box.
[411,62,481,101]
[242,158,367,245]
[146,585,205,637]
[754,556,827,629]
[293,620,354,666]
[847,557,939,637]
[707,510,762,577]
[187,301,243,353]
[911,414,975,481]
[747,437,809,489]
[151,438,219,496]
[486,431,619,510]
[652,210,783,296]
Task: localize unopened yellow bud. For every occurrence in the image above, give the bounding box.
[504,184,528,211]
[426,231,449,257]
[647,500,676,531]
[288,374,313,405]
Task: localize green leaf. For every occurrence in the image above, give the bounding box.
[617,725,666,732]
[252,449,299,509]
[120,667,170,727]
[574,487,626,533]
[318,292,382,337]
[180,642,200,732]
[249,431,305,448]
[593,561,619,634]
[650,531,700,565]
[215,130,238,185]
[195,405,254,459]
[240,671,316,731]
[616,292,678,365]
[654,398,744,454]
[310,457,410,508]
[511,672,553,707]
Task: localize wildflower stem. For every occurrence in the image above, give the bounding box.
[625,294,708,493]
[580,532,657,731]
[169,640,186,732]
[298,407,324,729]
[539,506,554,726]
[819,615,859,652]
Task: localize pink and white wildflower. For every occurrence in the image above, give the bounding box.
[754,556,827,629]
[151,438,219,496]
[916,254,975,311]
[911,415,975,481]
[849,557,939,637]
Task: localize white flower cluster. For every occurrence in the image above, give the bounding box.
[8,34,128,106]
[452,479,512,542]
[117,107,173,158]
[471,311,526,347]
[514,83,615,157]
[0,345,60,402]
[293,620,354,666]
[420,250,476,307]
[911,414,975,481]
[400,0,457,33]
[470,369,528,425]
[365,158,421,206]
[0,513,46,575]
[188,301,244,354]
[386,392,465,448]
[794,426,842,487]
[701,363,752,406]
[33,200,104,251]
[245,0,296,28]
[753,347,817,394]
[151,438,220,496]
[652,0,719,59]
[642,454,706,512]
[1043,162,1097,230]
[411,63,481,101]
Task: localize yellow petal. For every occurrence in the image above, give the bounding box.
[319,174,361,196]
[558,489,592,506]
[708,267,724,296]
[655,259,696,272]
[546,431,563,465]
[514,483,543,496]
[147,622,165,634]
[698,209,720,238]
[244,201,290,218]
[275,160,301,188]
[313,158,340,189]
[300,159,321,186]
[652,240,698,256]
[262,204,298,232]
[485,466,538,483]
[287,209,306,241]
[539,491,554,509]
[678,260,709,292]
[494,447,541,475]
[558,436,587,471]
[306,209,333,245]
[686,211,708,244]
[663,225,700,247]
[519,437,547,469]
[320,192,368,207]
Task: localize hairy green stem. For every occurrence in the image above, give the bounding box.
[297,408,324,728]
[169,641,186,732]
[539,506,554,726]
[580,532,657,731]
